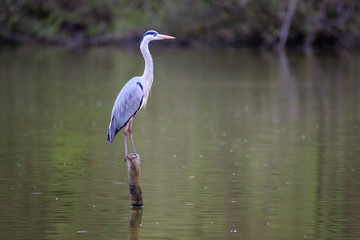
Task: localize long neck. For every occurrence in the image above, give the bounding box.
[139,39,154,107]
[140,40,153,85]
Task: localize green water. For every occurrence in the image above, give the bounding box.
[0,47,359,240]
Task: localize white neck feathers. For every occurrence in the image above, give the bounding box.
[140,38,154,107]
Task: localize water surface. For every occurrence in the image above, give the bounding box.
[0,47,359,240]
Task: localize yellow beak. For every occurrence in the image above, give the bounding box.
[157,34,176,39]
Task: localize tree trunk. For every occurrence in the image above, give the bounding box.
[276,0,298,50]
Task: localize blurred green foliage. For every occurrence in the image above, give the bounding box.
[1,0,359,50]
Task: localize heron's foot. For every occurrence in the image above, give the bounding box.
[124,152,139,162]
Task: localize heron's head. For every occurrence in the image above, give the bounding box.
[141,30,175,43]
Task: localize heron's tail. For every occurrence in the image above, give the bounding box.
[106,130,113,143]
[107,120,121,143]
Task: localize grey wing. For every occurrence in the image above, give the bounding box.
[107,80,144,142]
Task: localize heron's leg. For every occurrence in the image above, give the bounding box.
[128,120,136,153]
[123,121,130,156]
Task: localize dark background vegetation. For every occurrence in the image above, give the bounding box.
[1,0,359,50]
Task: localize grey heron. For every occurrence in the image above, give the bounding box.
[107,30,175,157]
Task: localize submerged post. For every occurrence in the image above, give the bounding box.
[127,208,143,240]
[125,153,143,207]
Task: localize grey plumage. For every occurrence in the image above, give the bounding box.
[107,78,143,143]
